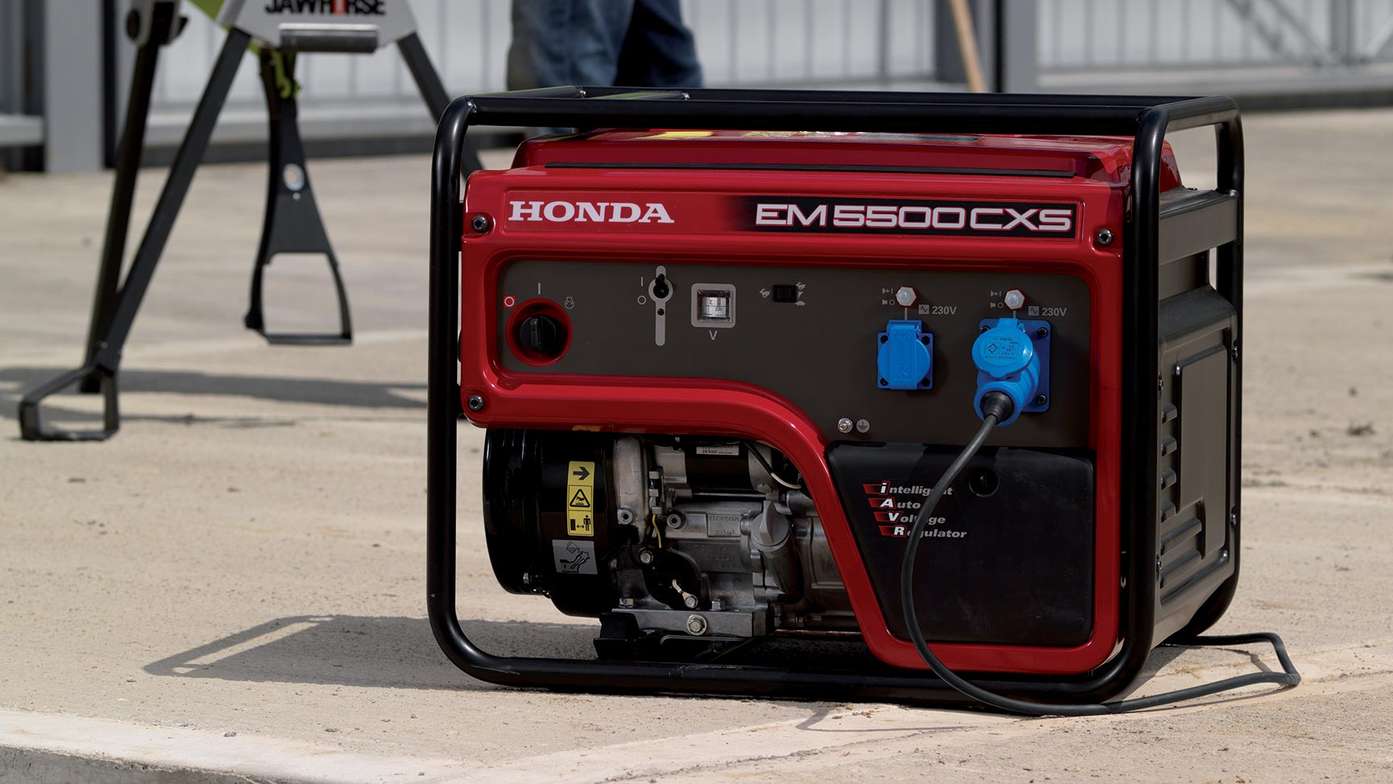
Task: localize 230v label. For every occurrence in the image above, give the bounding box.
[743,196,1076,238]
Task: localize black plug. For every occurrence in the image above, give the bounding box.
[979,390,1015,423]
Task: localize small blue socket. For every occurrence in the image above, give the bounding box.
[971,317,1051,425]
[877,320,933,390]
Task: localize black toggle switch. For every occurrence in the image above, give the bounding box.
[651,272,671,300]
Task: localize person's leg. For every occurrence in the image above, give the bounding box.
[507,0,637,89]
[615,0,703,88]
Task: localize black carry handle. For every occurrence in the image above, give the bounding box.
[278,24,379,54]
[426,88,1251,704]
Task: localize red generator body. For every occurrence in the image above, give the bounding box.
[426,89,1295,709]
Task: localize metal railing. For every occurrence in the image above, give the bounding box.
[142,0,940,122]
[680,0,938,86]
[1040,0,1393,72]
[9,0,1393,166]
[140,0,1393,126]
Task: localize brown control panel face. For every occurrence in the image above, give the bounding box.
[496,260,1092,447]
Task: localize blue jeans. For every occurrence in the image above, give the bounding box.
[507,0,704,90]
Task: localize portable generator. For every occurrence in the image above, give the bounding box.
[426,88,1298,713]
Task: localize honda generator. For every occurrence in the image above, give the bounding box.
[425,88,1298,713]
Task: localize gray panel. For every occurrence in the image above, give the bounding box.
[497,260,1091,448]
[40,1,103,172]
[1158,189,1239,265]
[0,113,42,147]
[1155,285,1237,625]
[1179,346,1231,555]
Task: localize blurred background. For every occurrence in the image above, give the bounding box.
[5,0,1393,172]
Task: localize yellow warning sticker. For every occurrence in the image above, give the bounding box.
[567,487,592,509]
[565,461,596,537]
[567,510,594,537]
[641,130,713,140]
[567,461,594,487]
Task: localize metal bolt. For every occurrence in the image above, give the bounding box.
[1155,556,1162,576]
[618,597,635,608]
[1219,548,1230,562]
[682,593,700,610]
[855,418,871,434]
[1003,289,1026,310]
[685,614,708,636]
[1034,394,1049,407]
[895,286,917,307]
[1229,509,1238,527]
[470,214,491,233]
[466,394,485,412]
[617,508,634,525]
[1035,326,1049,338]
[1095,228,1114,246]
[521,572,532,586]
[282,163,306,192]
[1231,341,1241,362]
[836,417,854,434]
[666,512,685,530]
[638,549,655,565]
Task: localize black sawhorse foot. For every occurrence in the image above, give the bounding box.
[19,365,120,442]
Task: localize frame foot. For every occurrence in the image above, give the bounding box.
[18,365,120,442]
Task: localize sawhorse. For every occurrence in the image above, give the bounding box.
[19,0,479,441]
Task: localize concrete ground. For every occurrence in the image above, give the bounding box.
[1,110,1392,783]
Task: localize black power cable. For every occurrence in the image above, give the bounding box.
[899,391,1301,716]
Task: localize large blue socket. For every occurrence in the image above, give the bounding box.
[971,317,1051,426]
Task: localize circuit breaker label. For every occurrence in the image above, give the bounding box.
[566,461,596,537]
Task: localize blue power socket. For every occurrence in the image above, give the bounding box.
[973,317,1051,424]
[877,320,934,390]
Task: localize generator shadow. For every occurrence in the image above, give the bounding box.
[0,366,424,429]
[143,615,596,692]
[141,615,1269,714]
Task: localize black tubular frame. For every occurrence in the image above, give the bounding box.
[428,87,1245,704]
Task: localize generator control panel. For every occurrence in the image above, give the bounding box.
[496,260,1091,447]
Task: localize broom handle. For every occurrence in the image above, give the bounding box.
[949,0,988,93]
